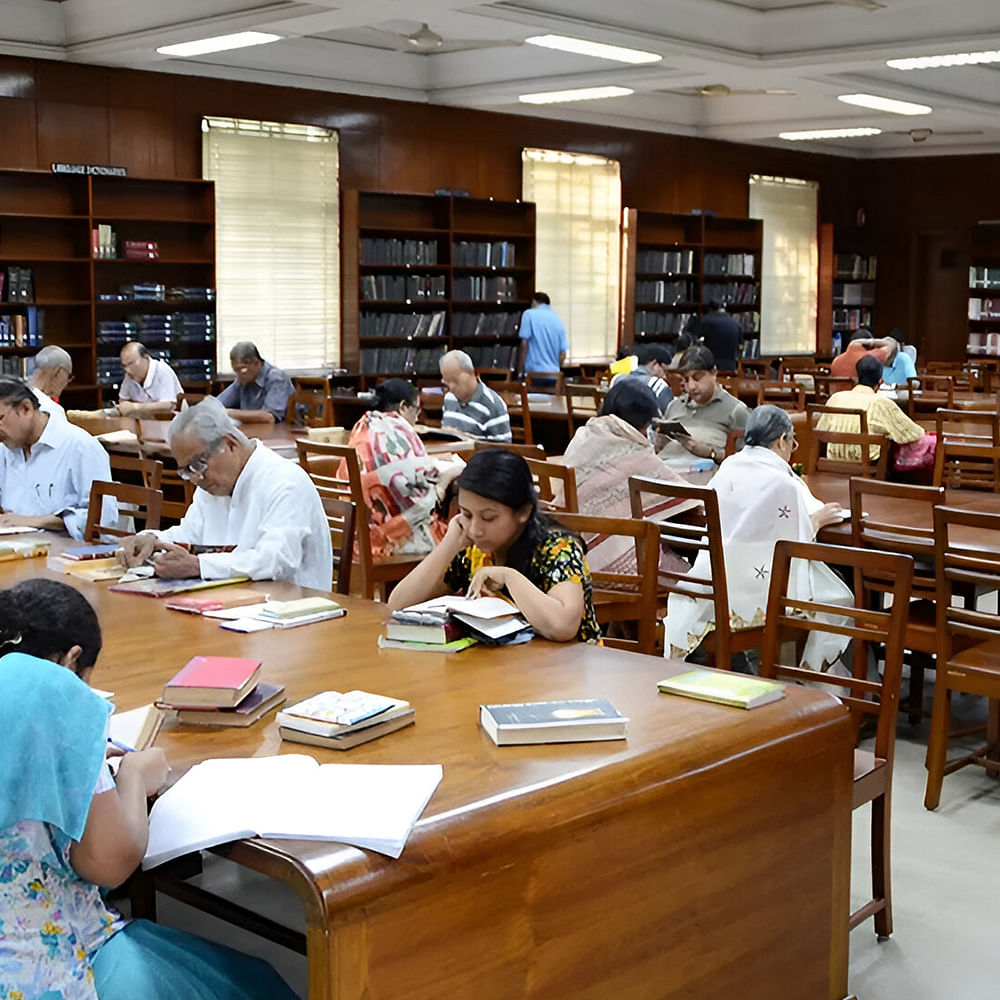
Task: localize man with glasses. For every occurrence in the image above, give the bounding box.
[115,342,182,417]
[116,397,331,590]
[0,378,114,539]
[27,345,74,420]
[216,342,293,424]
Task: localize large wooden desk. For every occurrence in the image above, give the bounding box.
[9,547,853,1000]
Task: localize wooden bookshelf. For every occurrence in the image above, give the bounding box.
[832,252,877,338]
[342,191,535,382]
[0,170,215,407]
[967,225,1000,359]
[622,210,762,357]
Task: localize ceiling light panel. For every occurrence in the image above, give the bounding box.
[888,50,1000,70]
[525,35,661,64]
[778,127,882,140]
[837,93,932,115]
[156,32,282,58]
[518,86,634,105]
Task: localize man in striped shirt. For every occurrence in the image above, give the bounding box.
[439,350,512,442]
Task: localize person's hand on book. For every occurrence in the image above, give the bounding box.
[810,502,845,533]
[467,564,508,599]
[670,432,714,461]
[116,532,163,567]
[150,543,201,579]
[117,747,170,798]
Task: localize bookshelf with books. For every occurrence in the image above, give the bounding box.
[832,252,877,337]
[342,191,535,382]
[622,210,762,357]
[968,226,1000,358]
[0,170,215,407]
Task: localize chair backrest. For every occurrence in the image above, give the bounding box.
[523,457,578,513]
[812,375,855,403]
[907,374,954,416]
[723,426,745,457]
[933,408,1000,446]
[760,540,913,755]
[524,371,564,394]
[84,480,162,541]
[807,429,889,479]
[554,512,660,655]
[477,367,512,386]
[776,355,816,380]
[738,359,768,380]
[808,404,869,435]
[472,440,546,459]
[135,421,194,520]
[288,376,333,427]
[109,453,163,491]
[492,380,533,445]
[756,380,805,411]
[564,382,605,433]
[932,438,1000,491]
[314,487,355,594]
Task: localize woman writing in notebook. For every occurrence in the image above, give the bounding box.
[388,448,600,642]
[0,577,297,1000]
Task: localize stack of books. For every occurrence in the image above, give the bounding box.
[277,690,414,749]
[156,655,286,728]
[379,596,528,653]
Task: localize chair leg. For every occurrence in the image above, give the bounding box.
[870,792,892,940]
[924,681,952,810]
[906,654,926,726]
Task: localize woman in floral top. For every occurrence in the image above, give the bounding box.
[388,448,600,642]
[0,578,297,1000]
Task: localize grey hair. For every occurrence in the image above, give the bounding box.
[440,349,475,373]
[33,345,72,371]
[229,341,262,362]
[167,395,249,448]
[743,404,792,448]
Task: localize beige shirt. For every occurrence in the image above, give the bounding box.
[819,384,924,461]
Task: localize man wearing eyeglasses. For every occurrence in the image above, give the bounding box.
[27,345,73,420]
[216,342,294,424]
[116,397,332,590]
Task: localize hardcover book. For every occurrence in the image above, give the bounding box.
[377,635,478,654]
[161,655,262,708]
[656,669,785,710]
[110,575,250,598]
[479,699,628,746]
[108,703,164,751]
[165,588,270,614]
[174,682,286,727]
[278,709,415,750]
[277,690,410,738]
[62,543,120,561]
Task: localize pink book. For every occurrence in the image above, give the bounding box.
[161,656,262,708]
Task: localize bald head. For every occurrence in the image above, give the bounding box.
[440,350,479,404]
[120,342,151,384]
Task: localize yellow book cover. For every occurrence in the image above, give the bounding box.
[609,355,638,376]
[657,669,785,710]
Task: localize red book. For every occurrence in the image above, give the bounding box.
[161,655,262,708]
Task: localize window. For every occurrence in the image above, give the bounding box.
[522,149,621,359]
[748,175,818,355]
[203,118,340,370]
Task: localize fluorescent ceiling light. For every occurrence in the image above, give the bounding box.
[525,34,661,64]
[888,50,1000,70]
[837,93,931,116]
[156,31,281,58]
[779,127,882,141]
[519,86,634,105]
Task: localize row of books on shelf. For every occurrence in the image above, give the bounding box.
[360,311,446,339]
[634,310,696,336]
[969,267,1000,289]
[0,308,43,347]
[464,343,518,369]
[835,254,877,281]
[0,356,29,376]
[93,227,160,261]
[969,298,1000,320]
[833,307,872,330]
[704,252,755,277]
[1,266,34,303]
[97,314,215,344]
[636,249,695,274]
[452,241,517,268]
[452,276,518,301]
[361,238,439,266]
[740,337,762,359]
[636,279,693,305]
[453,310,522,338]
[359,346,446,376]
[703,282,758,306]
[99,355,213,386]
[361,274,446,301]
[98,285,215,304]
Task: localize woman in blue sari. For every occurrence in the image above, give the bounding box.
[0,578,298,1000]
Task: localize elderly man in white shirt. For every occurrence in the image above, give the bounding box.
[116,342,183,417]
[27,345,71,420]
[117,396,332,591]
[0,377,114,538]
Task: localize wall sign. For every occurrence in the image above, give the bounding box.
[51,163,128,177]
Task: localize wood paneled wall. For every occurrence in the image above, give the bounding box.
[0,54,995,361]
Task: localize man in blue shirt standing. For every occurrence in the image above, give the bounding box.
[517,292,568,377]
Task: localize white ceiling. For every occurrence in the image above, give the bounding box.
[2,0,1000,157]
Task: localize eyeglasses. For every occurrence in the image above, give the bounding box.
[177,440,222,481]
[60,368,74,383]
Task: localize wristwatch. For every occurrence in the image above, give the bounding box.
[709,448,718,463]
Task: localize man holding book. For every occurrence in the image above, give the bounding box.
[117,396,332,589]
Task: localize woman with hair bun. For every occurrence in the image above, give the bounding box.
[342,378,463,559]
[388,448,600,642]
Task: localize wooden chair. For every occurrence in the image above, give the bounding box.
[287,376,333,427]
[477,367,512,387]
[738,359,768,380]
[775,355,817,381]
[925,506,1000,810]
[933,408,999,445]
[523,456,578,513]
[628,476,763,668]
[84,480,163,541]
[807,404,869,435]
[109,453,163,491]
[849,477,944,724]
[932,438,1000,491]
[135,420,195,521]
[564,382,605,435]
[812,375,855,403]
[807,429,889,479]
[759,539,913,940]
[314,486,355,594]
[756,380,805,411]
[723,426,745,458]
[295,438,425,600]
[524,370,564,394]
[907,374,954,417]
[554,512,659,655]
[492,380,533,445]
[471,440,546,459]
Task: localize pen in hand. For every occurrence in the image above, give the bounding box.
[107,736,136,753]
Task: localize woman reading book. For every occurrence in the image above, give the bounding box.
[0,578,297,1000]
[388,448,600,642]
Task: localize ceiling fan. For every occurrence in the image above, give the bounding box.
[367,22,522,54]
[662,83,796,98]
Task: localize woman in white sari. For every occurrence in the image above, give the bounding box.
[664,405,852,670]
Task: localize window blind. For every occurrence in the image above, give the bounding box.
[202,118,340,370]
[748,175,818,356]
[522,149,622,360]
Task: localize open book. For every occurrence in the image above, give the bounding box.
[143,756,443,867]
[402,595,529,641]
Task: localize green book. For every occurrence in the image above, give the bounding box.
[657,669,785,710]
[377,635,478,654]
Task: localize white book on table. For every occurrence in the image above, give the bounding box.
[143,755,443,868]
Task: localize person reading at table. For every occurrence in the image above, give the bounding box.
[664,405,851,669]
[115,341,183,417]
[439,350,512,442]
[0,577,299,1000]
[216,341,293,424]
[117,396,332,589]
[656,344,748,465]
[388,448,600,642]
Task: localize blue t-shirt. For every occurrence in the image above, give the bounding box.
[881,351,916,386]
[519,304,569,373]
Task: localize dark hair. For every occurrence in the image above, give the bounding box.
[708,299,724,311]
[455,449,571,576]
[676,344,717,373]
[229,341,263,362]
[744,404,792,448]
[0,378,40,409]
[0,579,102,673]
[616,342,635,361]
[850,327,872,342]
[532,291,551,305]
[600,379,658,431]
[371,378,418,413]
[855,353,883,387]
[635,343,671,368]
